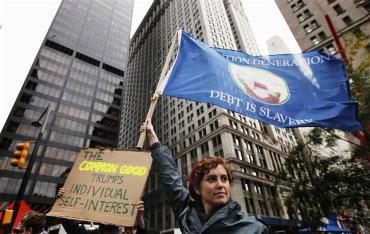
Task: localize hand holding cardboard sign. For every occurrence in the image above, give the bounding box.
[57,187,65,198]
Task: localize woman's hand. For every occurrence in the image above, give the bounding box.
[57,187,65,198]
[140,119,159,146]
[135,200,145,229]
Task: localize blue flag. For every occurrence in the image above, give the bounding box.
[162,32,362,131]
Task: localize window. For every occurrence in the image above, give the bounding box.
[200,142,209,155]
[181,155,188,180]
[244,197,255,214]
[311,20,319,29]
[326,44,337,55]
[292,0,305,11]
[310,36,320,45]
[235,149,244,160]
[254,183,263,194]
[290,4,297,11]
[210,120,219,132]
[246,152,255,164]
[303,24,311,33]
[343,16,353,25]
[241,179,250,192]
[298,9,312,22]
[333,4,345,15]
[215,149,224,157]
[190,149,197,163]
[229,120,237,130]
[259,200,269,215]
[212,135,222,148]
[297,13,304,22]
[198,128,206,139]
[318,31,327,40]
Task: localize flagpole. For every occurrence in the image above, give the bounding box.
[136,29,182,149]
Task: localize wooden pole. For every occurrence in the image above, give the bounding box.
[136,30,181,149]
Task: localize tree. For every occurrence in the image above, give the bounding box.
[278,129,370,230]
[344,28,370,160]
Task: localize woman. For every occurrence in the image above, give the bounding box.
[141,120,268,233]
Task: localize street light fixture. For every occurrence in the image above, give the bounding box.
[8,105,50,232]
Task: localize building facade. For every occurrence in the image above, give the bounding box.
[119,0,299,233]
[274,0,369,59]
[0,0,133,208]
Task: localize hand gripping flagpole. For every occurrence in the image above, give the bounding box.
[136,29,182,149]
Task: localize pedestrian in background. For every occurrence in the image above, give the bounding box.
[18,210,47,234]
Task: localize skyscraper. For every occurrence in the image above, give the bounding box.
[119,0,297,232]
[0,0,133,208]
[274,0,369,57]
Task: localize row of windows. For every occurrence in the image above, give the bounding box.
[38,58,69,76]
[100,71,123,84]
[49,130,84,147]
[20,93,57,111]
[13,106,42,121]
[0,178,21,194]
[71,59,99,76]
[54,116,87,134]
[40,47,71,66]
[32,69,65,87]
[44,146,79,162]
[62,91,92,108]
[233,133,285,171]
[14,123,39,138]
[33,181,57,198]
[58,104,90,120]
[39,163,69,177]
[242,179,280,216]
[69,70,97,86]
[294,1,354,47]
[65,80,94,96]
[229,119,261,141]
[26,81,61,98]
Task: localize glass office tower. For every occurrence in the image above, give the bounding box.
[0,0,133,208]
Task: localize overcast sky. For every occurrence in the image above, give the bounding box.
[0,0,300,130]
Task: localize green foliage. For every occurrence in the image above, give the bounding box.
[278,135,370,230]
[343,29,370,160]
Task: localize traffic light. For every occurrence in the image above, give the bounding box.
[11,142,30,169]
[2,209,13,225]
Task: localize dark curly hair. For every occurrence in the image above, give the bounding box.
[188,157,232,200]
[21,210,46,233]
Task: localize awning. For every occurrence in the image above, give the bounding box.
[256,216,294,227]
[299,217,351,233]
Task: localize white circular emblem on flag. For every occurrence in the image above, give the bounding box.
[229,64,290,105]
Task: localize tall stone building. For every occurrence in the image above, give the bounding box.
[266,35,293,55]
[119,0,297,232]
[0,0,133,208]
[274,0,369,58]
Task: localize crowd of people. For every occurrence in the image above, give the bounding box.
[8,120,268,234]
[13,200,145,234]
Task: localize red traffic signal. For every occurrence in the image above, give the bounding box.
[11,142,31,169]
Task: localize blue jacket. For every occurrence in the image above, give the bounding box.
[151,144,269,234]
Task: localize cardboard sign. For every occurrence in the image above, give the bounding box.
[47,149,152,227]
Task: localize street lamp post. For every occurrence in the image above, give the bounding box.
[8,105,50,233]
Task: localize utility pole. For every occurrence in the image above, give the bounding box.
[7,105,50,233]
